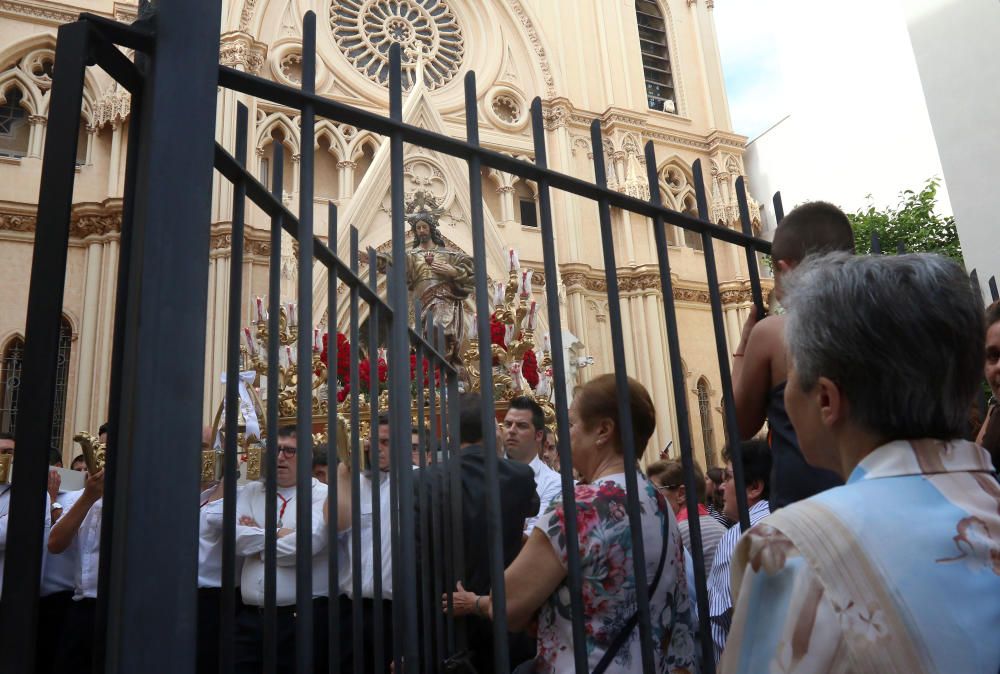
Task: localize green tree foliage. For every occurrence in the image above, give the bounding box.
[847,179,963,264]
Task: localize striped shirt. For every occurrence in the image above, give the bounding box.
[678,513,727,577]
[707,499,770,663]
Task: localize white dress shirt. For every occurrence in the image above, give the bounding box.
[198,484,244,589]
[42,489,79,596]
[0,485,52,599]
[524,455,562,536]
[236,479,328,607]
[338,470,394,600]
[53,489,102,601]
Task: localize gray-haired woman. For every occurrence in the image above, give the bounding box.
[722,253,1000,674]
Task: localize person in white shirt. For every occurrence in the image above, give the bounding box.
[0,433,53,600]
[503,397,562,538]
[196,446,244,674]
[38,468,78,674]
[327,413,395,674]
[48,467,104,674]
[234,425,329,674]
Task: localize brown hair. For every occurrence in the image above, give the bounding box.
[986,300,1000,329]
[771,201,854,263]
[575,374,656,453]
[646,459,706,502]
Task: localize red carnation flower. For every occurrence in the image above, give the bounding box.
[522,349,539,389]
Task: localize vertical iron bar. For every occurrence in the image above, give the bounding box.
[264,140,283,674]
[896,241,906,255]
[871,232,882,255]
[644,142,715,673]
[434,327,456,656]
[970,269,983,303]
[103,0,222,666]
[220,102,249,674]
[95,39,145,674]
[772,191,785,224]
[386,44,419,671]
[367,248,385,673]
[429,325,446,665]
[735,177,765,317]
[295,14,318,674]
[415,308,434,674]
[0,20,89,671]
[529,98,588,672]
[463,70,511,674]
[261,141,285,674]
[989,276,998,302]
[693,160,751,532]
[590,120,655,674]
[445,364,466,654]
[326,202,340,674]
[349,227,364,674]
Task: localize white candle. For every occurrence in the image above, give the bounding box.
[521,269,533,297]
[288,302,297,327]
[313,328,320,351]
[504,324,514,346]
[493,281,504,307]
[286,345,294,366]
[244,327,257,357]
[509,248,520,272]
[527,300,537,330]
[256,296,264,322]
[543,334,551,353]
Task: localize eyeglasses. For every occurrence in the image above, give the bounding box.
[655,483,682,492]
[722,469,734,482]
[278,445,297,457]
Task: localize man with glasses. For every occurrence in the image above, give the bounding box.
[234,425,329,673]
[705,439,772,664]
[647,459,727,577]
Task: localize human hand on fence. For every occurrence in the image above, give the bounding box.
[276,527,294,538]
[736,310,759,355]
[239,515,260,528]
[443,580,478,617]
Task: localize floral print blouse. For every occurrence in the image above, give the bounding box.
[533,472,699,673]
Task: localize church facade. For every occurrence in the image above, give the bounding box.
[0,0,769,466]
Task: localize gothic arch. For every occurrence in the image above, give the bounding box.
[255,111,300,154]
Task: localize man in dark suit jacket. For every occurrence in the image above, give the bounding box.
[414,393,539,674]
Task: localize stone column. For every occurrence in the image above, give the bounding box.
[643,290,675,457]
[27,115,46,158]
[107,122,122,197]
[498,184,515,224]
[73,239,104,434]
[337,160,356,200]
[725,304,741,354]
[91,237,119,427]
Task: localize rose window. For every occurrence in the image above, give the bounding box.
[330,0,465,90]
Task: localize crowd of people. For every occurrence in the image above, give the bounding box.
[1,198,999,673]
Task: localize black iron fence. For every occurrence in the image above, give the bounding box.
[9,2,969,673]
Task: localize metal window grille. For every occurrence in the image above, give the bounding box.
[0,336,24,434]
[635,0,677,114]
[49,320,72,451]
[0,4,830,674]
[697,377,715,460]
[0,87,29,158]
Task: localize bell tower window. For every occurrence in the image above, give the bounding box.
[635,0,677,114]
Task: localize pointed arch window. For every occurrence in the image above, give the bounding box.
[0,319,72,449]
[1,336,24,433]
[635,0,677,114]
[0,87,30,158]
[696,377,716,458]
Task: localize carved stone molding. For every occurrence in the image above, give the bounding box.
[542,101,570,131]
[219,32,267,75]
[239,0,259,33]
[93,88,131,130]
[560,265,769,305]
[506,0,557,98]
[0,202,125,239]
[0,1,77,24]
[210,228,271,257]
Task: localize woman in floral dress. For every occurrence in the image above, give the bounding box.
[449,374,699,673]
